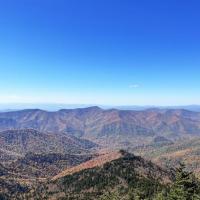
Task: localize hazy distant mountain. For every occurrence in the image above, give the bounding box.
[159,105,200,112]
[1,103,200,112]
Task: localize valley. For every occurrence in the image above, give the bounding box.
[1,107,200,199]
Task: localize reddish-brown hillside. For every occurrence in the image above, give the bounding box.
[52,151,122,180]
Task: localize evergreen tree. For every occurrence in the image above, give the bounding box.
[128,188,148,200]
[153,191,167,200]
[99,190,121,200]
[168,163,200,200]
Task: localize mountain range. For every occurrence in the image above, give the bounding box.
[1,106,200,199]
[0,107,200,148]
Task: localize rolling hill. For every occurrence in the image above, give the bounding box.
[0,129,97,163]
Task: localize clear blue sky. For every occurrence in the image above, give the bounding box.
[0,0,200,106]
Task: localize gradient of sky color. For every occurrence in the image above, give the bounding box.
[0,0,200,106]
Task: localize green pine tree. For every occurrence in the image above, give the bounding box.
[168,163,200,200]
[99,190,121,200]
[153,191,167,200]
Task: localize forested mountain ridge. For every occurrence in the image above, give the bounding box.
[0,107,200,148]
[21,151,172,200]
[1,150,200,200]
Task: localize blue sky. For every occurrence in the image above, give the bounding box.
[0,0,200,106]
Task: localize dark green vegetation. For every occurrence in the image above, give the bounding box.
[154,163,200,200]
[22,151,171,200]
[97,163,200,200]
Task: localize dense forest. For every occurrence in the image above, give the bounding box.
[1,151,198,200]
[98,163,200,200]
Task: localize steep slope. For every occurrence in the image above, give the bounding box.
[23,151,172,200]
[52,151,122,180]
[8,153,94,178]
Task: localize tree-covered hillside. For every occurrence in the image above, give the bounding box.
[22,151,171,200]
[1,151,200,200]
